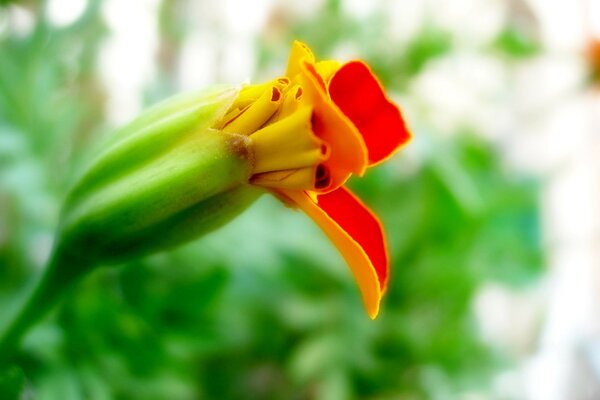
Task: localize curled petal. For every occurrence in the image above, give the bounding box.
[286,41,368,191]
[250,106,326,174]
[282,187,389,319]
[286,41,315,79]
[222,85,283,135]
[298,61,368,190]
[329,61,411,165]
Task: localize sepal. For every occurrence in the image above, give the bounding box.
[56,86,258,266]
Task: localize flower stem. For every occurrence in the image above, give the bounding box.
[0,249,88,365]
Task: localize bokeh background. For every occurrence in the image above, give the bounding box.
[1,0,599,398]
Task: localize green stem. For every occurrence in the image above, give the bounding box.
[0,250,88,365]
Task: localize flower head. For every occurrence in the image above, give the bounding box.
[218,42,412,318]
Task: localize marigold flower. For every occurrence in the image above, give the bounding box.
[56,41,411,319]
[217,41,412,317]
[2,43,410,357]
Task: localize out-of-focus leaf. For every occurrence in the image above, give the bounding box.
[0,366,26,400]
[492,26,541,58]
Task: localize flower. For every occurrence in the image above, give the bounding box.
[0,41,411,361]
[56,41,410,320]
[219,42,412,318]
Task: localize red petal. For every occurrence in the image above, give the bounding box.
[329,61,411,165]
[281,187,389,318]
[317,187,389,290]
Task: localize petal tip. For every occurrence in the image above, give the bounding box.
[366,295,382,320]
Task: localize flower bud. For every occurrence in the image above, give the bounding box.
[55,85,260,267]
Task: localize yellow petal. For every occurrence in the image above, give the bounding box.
[316,60,342,83]
[251,167,318,190]
[222,86,283,135]
[250,106,327,174]
[286,41,315,78]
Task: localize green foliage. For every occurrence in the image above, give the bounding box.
[0,366,26,400]
[492,26,541,58]
[0,0,106,290]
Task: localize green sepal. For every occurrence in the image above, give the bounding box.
[67,85,241,205]
[55,85,260,266]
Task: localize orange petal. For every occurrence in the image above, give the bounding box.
[329,61,412,165]
[298,61,368,190]
[282,187,389,319]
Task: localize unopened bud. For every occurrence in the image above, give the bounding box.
[55,85,260,267]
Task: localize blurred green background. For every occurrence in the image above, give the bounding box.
[3,0,592,398]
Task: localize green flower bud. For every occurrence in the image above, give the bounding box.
[56,84,260,267]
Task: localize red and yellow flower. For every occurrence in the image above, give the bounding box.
[219,42,411,318]
[0,40,414,362]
